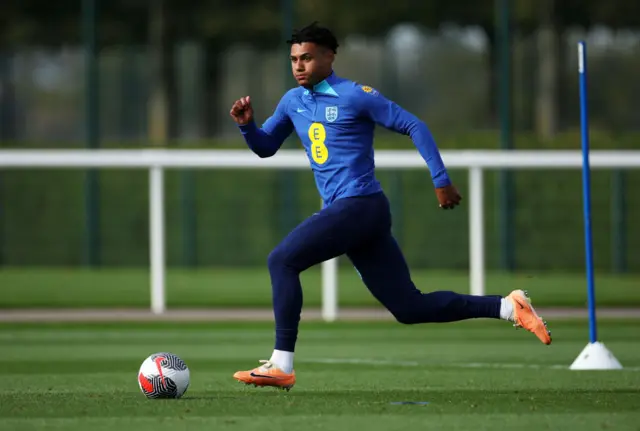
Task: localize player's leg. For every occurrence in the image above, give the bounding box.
[267,195,390,352]
[233,193,390,389]
[347,233,501,322]
[346,231,552,344]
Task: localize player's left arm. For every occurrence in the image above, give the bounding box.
[357,87,461,209]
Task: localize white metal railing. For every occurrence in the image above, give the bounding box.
[2,148,639,320]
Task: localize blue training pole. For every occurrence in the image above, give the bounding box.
[578,40,597,344]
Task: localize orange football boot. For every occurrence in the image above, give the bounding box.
[506,289,552,345]
[233,360,296,391]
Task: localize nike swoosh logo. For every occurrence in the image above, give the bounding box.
[296,108,306,113]
[154,356,167,386]
[250,372,277,379]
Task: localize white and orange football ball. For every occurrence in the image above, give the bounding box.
[137,352,190,399]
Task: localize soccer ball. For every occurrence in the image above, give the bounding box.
[137,352,190,399]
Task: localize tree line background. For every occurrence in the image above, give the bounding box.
[1,0,639,144]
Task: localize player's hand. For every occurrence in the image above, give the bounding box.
[230,96,254,125]
[435,184,462,210]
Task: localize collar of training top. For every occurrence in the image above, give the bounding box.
[303,71,340,97]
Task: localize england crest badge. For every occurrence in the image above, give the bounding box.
[325,106,338,122]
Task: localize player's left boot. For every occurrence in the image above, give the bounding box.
[506,289,552,345]
[233,360,295,391]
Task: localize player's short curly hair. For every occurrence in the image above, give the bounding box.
[286,22,339,53]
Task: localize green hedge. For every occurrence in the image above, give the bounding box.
[1,131,638,272]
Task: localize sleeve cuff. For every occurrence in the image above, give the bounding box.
[238,121,258,134]
[432,170,451,188]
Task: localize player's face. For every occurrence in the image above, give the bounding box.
[290,42,334,88]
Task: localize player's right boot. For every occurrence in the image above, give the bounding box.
[233,360,296,391]
[506,289,552,345]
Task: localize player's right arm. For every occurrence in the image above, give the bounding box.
[230,95,293,158]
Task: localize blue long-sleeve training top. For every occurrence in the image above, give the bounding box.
[238,71,451,206]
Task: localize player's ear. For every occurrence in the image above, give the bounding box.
[321,47,335,62]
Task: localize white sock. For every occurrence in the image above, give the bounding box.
[269,349,294,373]
[500,297,514,322]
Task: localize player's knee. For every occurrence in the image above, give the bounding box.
[267,244,298,272]
[387,303,422,325]
[393,311,421,325]
[267,246,286,270]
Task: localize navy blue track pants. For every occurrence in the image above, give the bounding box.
[266,191,501,352]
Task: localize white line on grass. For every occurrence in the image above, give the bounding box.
[304,358,640,371]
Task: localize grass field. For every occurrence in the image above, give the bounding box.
[1,319,639,430]
[2,267,640,308]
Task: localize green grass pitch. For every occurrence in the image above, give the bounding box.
[1,267,640,308]
[1,319,639,430]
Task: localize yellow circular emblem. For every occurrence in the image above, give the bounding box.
[308,123,328,165]
[361,85,373,93]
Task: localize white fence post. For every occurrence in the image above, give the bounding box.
[320,196,338,322]
[149,166,166,314]
[469,166,485,296]
[321,258,338,322]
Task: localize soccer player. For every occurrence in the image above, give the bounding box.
[229,22,551,391]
